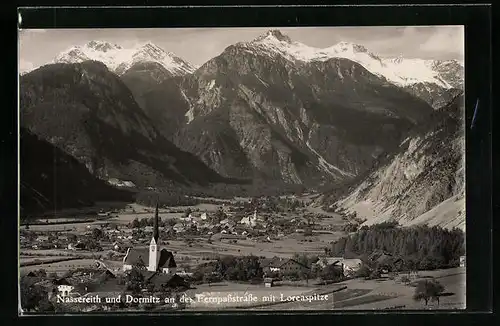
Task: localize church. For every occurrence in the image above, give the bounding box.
[122,203,177,274]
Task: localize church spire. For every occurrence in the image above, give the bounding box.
[153,201,159,243]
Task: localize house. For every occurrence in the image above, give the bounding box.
[57,284,74,298]
[173,223,185,233]
[315,257,342,269]
[200,212,208,220]
[140,271,189,291]
[123,203,177,275]
[460,255,466,267]
[319,257,362,277]
[74,242,86,250]
[340,259,363,276]
[261,257,309,275]
[264,277,274,288]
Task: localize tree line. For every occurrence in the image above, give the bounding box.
[326,222,465,271]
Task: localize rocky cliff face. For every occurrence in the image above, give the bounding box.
[20,61,229,188]
[322,93,465,230]
[141,31,435,185]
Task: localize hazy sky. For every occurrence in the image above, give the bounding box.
[19,26,464,72]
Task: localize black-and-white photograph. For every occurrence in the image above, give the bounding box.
[18,26,465,313]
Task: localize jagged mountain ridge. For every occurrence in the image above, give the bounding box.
[20,127,134,216]
[140,30,436,185]
[240,30,463,89]
[20,61,232,188]
[321,92,465,230]
[53,40,196,76]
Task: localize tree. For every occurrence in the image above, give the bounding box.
[20,278,54,312]
[92,228,104,240]
[67,234,77,243]
[355,264,372,278]
[126,268,145,294]
[413,280,445,306]
[400,275,411,285]
[131,218,140,228]
[320,264,344,283]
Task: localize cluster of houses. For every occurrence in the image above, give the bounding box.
[259,255,363,286]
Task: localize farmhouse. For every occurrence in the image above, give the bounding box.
[140,271,189,291]
[315,257,342,269]
[318,257,362,277]
[261,257,309,275]
[123,203,177,274]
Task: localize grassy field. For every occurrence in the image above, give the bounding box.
[239,267,466,311]
[184,281,331,310]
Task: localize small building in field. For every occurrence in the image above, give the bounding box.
[264,277,274,288]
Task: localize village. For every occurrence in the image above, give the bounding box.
[19,195,466,312]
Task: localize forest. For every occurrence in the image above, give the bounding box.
[326,222,465,271]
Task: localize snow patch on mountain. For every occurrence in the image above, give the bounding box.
[54,40,196,76]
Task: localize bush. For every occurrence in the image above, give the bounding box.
[413,280,445,306]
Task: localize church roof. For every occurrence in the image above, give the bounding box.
[123,247,177,269]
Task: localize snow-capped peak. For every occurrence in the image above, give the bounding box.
[54,40,196,76]
[254,29,293,43]
[238,30,462,88]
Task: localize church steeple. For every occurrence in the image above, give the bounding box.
[148,201,160,272]
[153,201,159,243]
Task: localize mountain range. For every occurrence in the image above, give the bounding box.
[19,29,465,228]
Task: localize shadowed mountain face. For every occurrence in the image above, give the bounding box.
[20,61,231,189]
[321,92,465,230]
[139,41,435,186]
[20,127,134,216]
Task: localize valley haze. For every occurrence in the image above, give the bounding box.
[18,26,465,314]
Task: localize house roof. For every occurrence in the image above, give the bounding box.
[261,257,309,269]
[123,247,176,269]
[53,277,72,286]
[141,271,188,289]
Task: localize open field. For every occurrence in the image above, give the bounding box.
[250,267,465,310]
[20,258,101,274]
[183,281,336,310]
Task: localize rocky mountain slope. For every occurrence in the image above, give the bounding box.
[20,127,134,216]
[140,30,435,185]
[321,92,465,230]
[20,61,231,188]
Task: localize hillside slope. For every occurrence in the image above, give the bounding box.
[20,127,134,216]
[20,61,231,188]
[321,93,465,230]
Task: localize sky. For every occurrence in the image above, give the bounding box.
[18,26,464,73]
